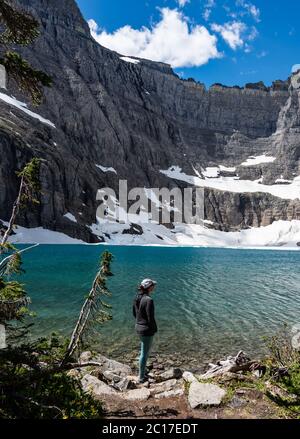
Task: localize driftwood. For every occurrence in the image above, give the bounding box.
[200,351,256,379]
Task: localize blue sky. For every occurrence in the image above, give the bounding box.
[76,0,299,87]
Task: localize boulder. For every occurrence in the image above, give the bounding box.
[182,371,199,384]
[114,377,137,392]
[154,388,184,399]
[81,374,117,397]
[79,351,132,377]
[188,382,226,409]
[156,368,183,382]
[122,388,151,401]
[149,379,178,396]
[103,370,122,383]
[229,395,247,409]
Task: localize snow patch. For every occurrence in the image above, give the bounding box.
[1,222,84,244]
[203,167,220,178]
[96,164,117,174]
[3,217,300,249]
[120,56,140,64]
[64,213,77,223]
[275,176,292,184]
[219,165,236,173]
[90,219,300,249]
[160,166,300,200]
[241,154,276,167]
[0,92,56,128]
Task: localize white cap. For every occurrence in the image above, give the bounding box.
[140,278,157,289]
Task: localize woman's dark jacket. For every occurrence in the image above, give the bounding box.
[133,293,157,336]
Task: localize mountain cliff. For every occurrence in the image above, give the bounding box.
[1,0,300,244]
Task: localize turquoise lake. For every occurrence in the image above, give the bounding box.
[16,245,300,363]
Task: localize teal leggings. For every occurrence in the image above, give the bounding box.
[139,335,154,380]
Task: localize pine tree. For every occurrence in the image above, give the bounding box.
[0,158,41,333]
[0,0,52,105]
[0,159,112,418]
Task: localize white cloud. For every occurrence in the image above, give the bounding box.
[88,8,221,68]
[236,0,261,22]
[177,0,190,7]
[247,26,258,41]
[257,50,268,58]
[203,0,216,21]
[244,43,252,53]
[211,21,246,50]
[211,19,258,51]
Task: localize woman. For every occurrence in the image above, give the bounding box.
[132,278,157,383]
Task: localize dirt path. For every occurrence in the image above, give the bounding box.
[102,387,283,419]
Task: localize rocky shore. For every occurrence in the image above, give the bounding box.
[69,350,290,419]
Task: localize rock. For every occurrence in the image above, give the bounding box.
[265,381,299,403]
[114,377,137,392]
[154,388,184,399]
[80,351,93,363]
[122,388,151,401]
[102,371,136,391]
[149,379,178,396]
[188,382,226,409]
[182,371,199,384]
[103,370,122,383]
[81,374,117,397]
[216,372,254,384]
[79,351,132,377]
[156,368,183,382]
[153,364,164,371]
[229,395,247,409]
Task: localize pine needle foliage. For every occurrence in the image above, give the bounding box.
[0,0,52,104]
[0,334,104,419]
[1,157,41,248]
[0,159,41,323]
[63,251,113,363]
[0,0,39,45]
[16,156,41,206]
[2,51,52,105]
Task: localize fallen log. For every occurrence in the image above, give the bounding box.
[200,351,256,379]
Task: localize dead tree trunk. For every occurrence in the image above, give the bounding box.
[1,175,24,247]
[62,252,113,365]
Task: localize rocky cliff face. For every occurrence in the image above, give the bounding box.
[0,0,300,242]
